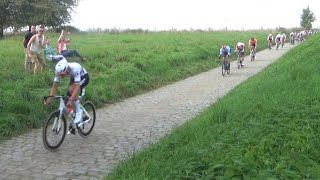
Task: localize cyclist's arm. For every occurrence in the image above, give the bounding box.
[49,83,59,97]
[44,83,58,106]
[26,35,36,54]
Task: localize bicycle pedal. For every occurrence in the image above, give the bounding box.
[68,128,76,135]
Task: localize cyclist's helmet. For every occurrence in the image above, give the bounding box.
[269,34,272,36]
[55,59,69,74]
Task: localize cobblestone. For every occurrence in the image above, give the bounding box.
[0,45,294,179]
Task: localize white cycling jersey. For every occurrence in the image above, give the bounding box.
[54,62,88,83]
[290,32,294,37]
[275,34,282,42]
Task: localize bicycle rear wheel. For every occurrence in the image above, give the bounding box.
[227,63,230,74]
[42,110,67,151]
[78,101,96,137]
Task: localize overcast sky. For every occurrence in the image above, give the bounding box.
[70,0,320,31]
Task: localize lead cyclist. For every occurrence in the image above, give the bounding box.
[44,59,90,134]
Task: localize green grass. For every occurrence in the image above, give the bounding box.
[0,30,273,140]
[105,34,320,179]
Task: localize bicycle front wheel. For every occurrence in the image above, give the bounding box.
[237,58,241,69]
[42,110,67,151]
[78,101,96,137]
[221,63,226,76]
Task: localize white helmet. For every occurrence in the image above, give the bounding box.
[55,59,69,74]
[269,34,272,36]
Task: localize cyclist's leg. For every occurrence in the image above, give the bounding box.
[72,74,90,125]
[79,74,90,95]
[226,52,230,64]
[241,51,245,65]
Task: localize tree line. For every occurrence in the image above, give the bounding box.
[0,0,79,38]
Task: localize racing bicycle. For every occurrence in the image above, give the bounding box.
[276,39,281,50]
[237,51,243,69]
[220,55,230,76]
[250,47,256,61]
[42,90,96,151]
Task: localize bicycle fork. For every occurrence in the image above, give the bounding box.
[52,110,64,134]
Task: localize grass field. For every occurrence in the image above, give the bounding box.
[0,30,274,140]
[104,33,320,179]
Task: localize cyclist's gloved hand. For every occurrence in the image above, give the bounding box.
[44,96,53,107]
[44,99,51,107]
[67,99,73,108]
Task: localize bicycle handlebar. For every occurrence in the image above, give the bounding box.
[43,94,84,102]
[43,95,69,101]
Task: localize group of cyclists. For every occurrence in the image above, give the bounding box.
[219,37,257,69]
[219,30,314,70]
[267,33,287,49]
[289,31,308,44]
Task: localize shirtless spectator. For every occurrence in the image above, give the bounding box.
[27,25,46,76]
[22,25,36,70]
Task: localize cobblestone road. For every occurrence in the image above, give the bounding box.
[0,44,295,180]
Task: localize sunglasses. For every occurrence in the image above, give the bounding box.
[39,30,44,32]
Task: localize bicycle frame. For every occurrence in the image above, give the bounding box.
[48,95,92,132]
[220,55,230,76]
[250,47,255,55]
[43,90,96,151]
[236,51,243,69]
[50,96,68,134]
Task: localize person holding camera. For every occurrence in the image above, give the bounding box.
[57,30,87,62]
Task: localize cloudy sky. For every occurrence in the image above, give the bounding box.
[70,0,320,31]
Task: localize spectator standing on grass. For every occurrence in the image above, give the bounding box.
[22,25,36,70]
[57,30,87,62]
[27,25,46,76]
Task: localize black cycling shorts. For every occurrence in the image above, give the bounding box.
[68,73,90,95]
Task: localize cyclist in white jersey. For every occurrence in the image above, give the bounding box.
[275,34,282,45]
[44,60,90,134]
[235,42,245,66]
[267,34,273,47]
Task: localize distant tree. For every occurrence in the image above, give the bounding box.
[0,0,79,38]
[0,0,14,38]
[300,6,316,30]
